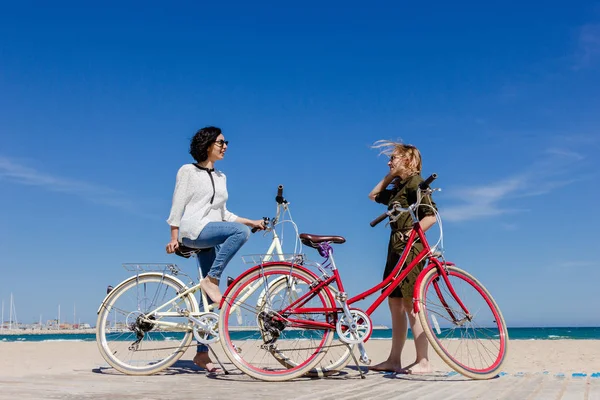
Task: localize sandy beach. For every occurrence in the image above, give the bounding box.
[1,339,599,399]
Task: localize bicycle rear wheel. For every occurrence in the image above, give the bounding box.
[96,273,198,375]
[219,263,335,381]
[416,265,508,379]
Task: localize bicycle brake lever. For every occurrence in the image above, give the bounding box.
[251,217,271,233]
[387,210,402,224]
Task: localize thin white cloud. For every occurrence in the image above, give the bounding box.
[544,148,585,161]
[441,147,586,222]
[442,177,528,222]
[0,156,156,219]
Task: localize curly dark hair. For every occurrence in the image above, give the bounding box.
[189,126,222,163]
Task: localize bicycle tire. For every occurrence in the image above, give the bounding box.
[96,273,198,375]
[219,263,336,381]
[416,265,508,379]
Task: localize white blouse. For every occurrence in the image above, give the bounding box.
[166,164,238,241]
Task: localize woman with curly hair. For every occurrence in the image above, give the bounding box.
[166,126,265,372]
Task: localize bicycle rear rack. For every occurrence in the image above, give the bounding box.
[121,263,181,275]
[240,253,306,265]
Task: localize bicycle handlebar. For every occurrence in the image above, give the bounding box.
[252,184,286,232]
[276,184,286,204]
[251,217,270,233]
[419,173,437,190]
[371,173,438,227]
[370,212,389,227]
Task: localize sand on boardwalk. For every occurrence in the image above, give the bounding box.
[1,339,599,379]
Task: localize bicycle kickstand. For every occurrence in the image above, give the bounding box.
[347,343,370,379]
[207,345,230,375]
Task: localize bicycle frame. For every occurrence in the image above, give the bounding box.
[273,215,471,333]
[216,178,508,381]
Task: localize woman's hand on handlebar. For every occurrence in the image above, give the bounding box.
[249,219,267,232]
[166,240,179,254]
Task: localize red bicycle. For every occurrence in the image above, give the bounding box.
[218,174,508,381]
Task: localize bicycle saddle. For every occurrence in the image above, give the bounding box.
[299,233,346,248]
[174,243,211,258]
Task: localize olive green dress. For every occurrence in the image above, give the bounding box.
[375,174,437,298]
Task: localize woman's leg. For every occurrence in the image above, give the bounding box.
[400,247,431,374]
[184,222,250,303]
[370,241,409,372]
[203,223,250,280]
[404,297,432,374]
[192,351,219,372]
[193,247,219,370]
[196,246,218,312]
[369,297,409,372]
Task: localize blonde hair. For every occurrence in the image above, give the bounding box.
[372,140,422,174]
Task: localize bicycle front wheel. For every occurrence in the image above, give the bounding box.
[219,263,335,381]
[416,265,508,380]
[96,273,198,375]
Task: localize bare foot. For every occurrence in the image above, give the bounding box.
[406,359,432,374]
[193,352,221,373]
[200,277,222,304]
[368,360,407,373]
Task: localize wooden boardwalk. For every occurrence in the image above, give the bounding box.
[3,361,600,400]
[2,341,599,399]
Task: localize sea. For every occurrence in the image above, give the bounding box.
[1,327,599,343]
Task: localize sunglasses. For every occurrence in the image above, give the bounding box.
[214,140,229,147]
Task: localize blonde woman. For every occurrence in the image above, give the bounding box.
[368,141,437,374]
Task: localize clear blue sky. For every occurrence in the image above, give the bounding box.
[1,1,599,328]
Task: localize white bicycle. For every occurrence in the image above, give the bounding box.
[95,185,352,376]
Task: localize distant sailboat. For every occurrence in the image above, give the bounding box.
[8,293,18,330]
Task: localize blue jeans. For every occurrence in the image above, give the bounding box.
[182,222,251,352]
[182,222,251,282]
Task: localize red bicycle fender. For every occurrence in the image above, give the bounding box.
[412,258,455,314]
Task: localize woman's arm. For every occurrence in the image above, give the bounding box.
[219,173,264,230]
[166,166,190,227]
[166,166,190,254]
[369,173,395,202]
[166,226,180,253]
[235,216,266,231]
[419,215,437,233]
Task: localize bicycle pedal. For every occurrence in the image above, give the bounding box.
[227,276,235,287]
[360,357,371,365]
